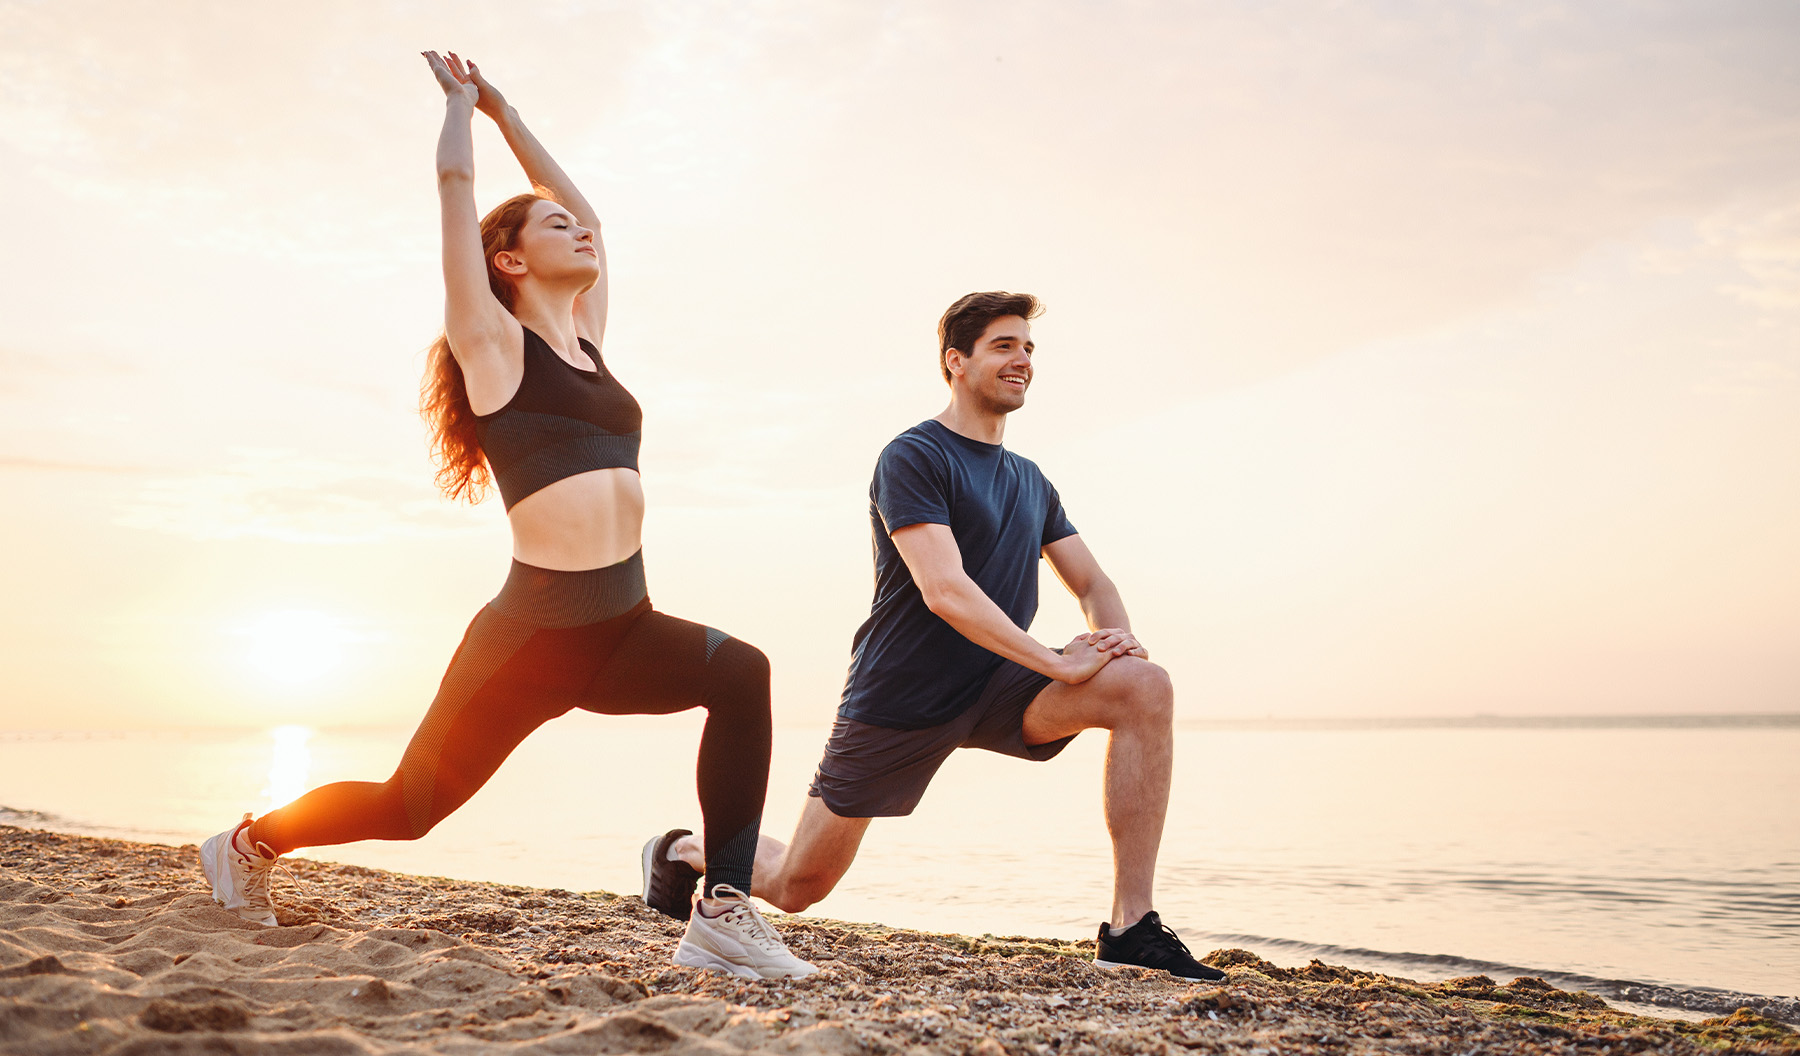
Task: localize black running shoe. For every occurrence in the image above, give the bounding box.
[641,828,702,921]
[1094,911,1226,982]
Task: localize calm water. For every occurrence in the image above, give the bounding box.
[2,718,1795,1022]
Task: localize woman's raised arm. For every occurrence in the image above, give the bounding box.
[465,59,610,346]
[423,51,517,372]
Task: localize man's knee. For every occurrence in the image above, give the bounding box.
[764,798,865,911]
[766,868,839,913]
[1103,658,1174,728]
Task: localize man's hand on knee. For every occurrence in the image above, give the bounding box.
[1077,628,1148,660]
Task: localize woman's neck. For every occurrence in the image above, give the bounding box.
[509,284,582,354]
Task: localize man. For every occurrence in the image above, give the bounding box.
[644,291,1221,981]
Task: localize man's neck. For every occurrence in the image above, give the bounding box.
[934,397,1007,445]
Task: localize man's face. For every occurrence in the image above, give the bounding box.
[950,315,1034,413]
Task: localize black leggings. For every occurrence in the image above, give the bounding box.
[248,551,767,896]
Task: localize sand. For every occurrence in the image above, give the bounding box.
[1,825,1793,1055]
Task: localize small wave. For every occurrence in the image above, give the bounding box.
[0,805,63,826]
[0,805,185,844]
[1203,933,1800,1025]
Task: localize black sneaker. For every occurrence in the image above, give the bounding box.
[1094,911,1226,982]
[641,828,702,921]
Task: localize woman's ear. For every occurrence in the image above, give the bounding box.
[492,250,527,277]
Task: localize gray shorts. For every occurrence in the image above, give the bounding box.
[808,658,1076,818]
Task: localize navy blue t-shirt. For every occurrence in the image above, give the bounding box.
[838,419,1078,729]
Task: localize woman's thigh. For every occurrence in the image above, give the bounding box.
[578,608,724,716]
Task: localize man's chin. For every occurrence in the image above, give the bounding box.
[979,391,1027,416]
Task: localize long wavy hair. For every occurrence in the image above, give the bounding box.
[421,192,547,503]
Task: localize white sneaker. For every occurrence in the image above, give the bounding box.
[199,813,279,926]
[673,884,817,980]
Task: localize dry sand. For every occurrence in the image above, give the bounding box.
[2,824,1793,1055]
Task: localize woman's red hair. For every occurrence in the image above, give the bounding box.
[421,192,546,503]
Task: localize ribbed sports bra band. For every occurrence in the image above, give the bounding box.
[474,326,644,510]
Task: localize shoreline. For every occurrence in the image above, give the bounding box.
[2,824,1795,1055]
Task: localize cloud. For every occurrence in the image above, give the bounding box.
[6,0,1796,392]
[0,456,148,475]
[113,449,492,544]
[1703,196,1800,309]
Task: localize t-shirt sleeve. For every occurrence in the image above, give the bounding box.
[1041,477,1078,546]
[873,437,952,533]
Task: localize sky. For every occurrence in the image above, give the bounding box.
[0,0,1795,730]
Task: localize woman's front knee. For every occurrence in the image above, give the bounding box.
[711,636,771,684]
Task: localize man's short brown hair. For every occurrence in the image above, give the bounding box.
[938,291,1043,384]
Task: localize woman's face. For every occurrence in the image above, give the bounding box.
[502,198,599,288]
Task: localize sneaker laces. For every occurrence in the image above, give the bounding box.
[1138,914,1195,963]
[236,842,302,910]
[707,885,789,955]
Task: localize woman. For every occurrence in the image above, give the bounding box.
[198,51,813,981]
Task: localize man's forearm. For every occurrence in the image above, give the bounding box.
[927,578,1068,680]
[1079,576,1131,633]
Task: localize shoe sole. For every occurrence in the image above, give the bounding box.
[641,832,696,922]
[198,832,232,905]
[673,941,765,981]
[639,835,661,904]
[197,833,277,926]
[1094,957,1224,982]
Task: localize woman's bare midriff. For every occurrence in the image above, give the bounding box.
[505,467,646,571]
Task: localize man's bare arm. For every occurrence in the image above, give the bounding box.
[891,523,1115,684]
[1043,534,1148,659]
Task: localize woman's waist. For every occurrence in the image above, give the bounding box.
[505,468,645,570]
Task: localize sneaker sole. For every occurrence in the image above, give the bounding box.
[673,941,764,981]
[641,832,696,922]
[639,835,661,904]
[197,834,277,926]
[1094,957,1224,982]
[198,832,233,906]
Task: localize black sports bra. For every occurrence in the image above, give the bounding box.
[475,326,643,510]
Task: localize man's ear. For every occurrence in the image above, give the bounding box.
[493,250,528,277]
[944,347,967,380]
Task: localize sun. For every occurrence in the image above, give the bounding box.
[230,609,357,693]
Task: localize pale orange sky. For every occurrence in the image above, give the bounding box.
[1,1,1795,729]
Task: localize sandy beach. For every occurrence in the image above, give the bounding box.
[2,825,1793,1055]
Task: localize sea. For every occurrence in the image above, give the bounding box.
[2,716,1795,1024]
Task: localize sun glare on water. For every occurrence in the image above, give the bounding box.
[262,725,313,813]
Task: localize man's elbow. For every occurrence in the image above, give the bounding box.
[1077,576,1119,608]
[917,581,957,619]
